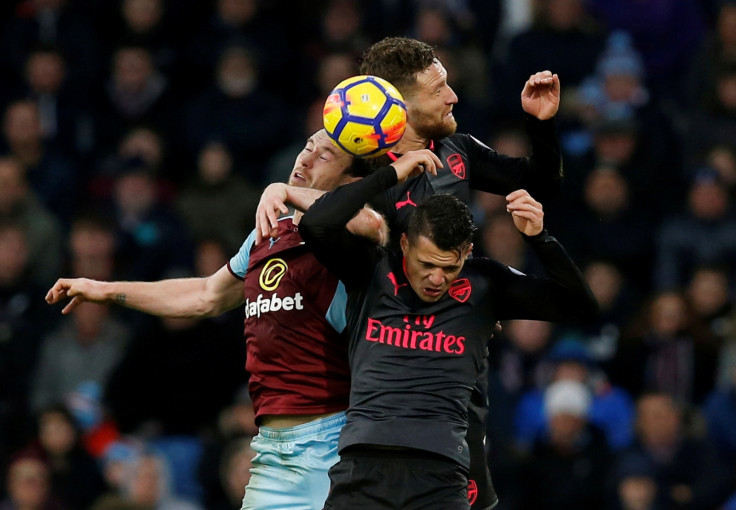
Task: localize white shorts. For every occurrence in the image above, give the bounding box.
[242,411,346,510]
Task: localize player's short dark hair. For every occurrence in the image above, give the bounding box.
[344,157,373,178]
[359,37,436,94]
[407,194,476,254]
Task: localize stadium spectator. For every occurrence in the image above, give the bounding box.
[608,451,661,510]
[1,99,79,224]
[106,159,194,283]
[615,392,732,509]
[29,301,131,415]
[654,166,736,292]
[563,165,654,294]
[0,0,100,96]
[18,404,106,510]
[182,43,288,184]
[16,45,93,162]
[0,221,58,456]
[517,379,611,510]
[176,140,261,252]
[514,338,635,452]
[612,290,719,406]
[0,454,66,510]
[90,45,178,160]
[0,157,62,286]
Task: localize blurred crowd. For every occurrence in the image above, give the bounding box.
[1,0,736,509]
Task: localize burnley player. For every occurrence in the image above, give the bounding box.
[45,129,381,510]
[299,150,597,509]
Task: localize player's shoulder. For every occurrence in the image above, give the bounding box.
[436,133,491,157]
[464,256,518,279]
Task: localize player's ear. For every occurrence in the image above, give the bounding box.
[400,233,409,255]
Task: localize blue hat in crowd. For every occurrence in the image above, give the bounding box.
[547,337,593,366]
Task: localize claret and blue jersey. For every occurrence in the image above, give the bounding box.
[227,216,351,422]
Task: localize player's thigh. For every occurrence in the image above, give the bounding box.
[242,429,340,510]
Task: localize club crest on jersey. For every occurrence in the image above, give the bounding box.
[447,154,466,179]
[467,479,478,505]
[259,258,287,291]
[449,278,471,302]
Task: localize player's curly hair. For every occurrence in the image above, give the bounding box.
[408,194,476,254]
[359,37,436,95]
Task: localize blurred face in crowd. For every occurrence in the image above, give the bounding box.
[584,261,622,310]
[7,457,50,508]
[636,394,681,449]
[3,100,42,147]
[113,48,154,92]
[687,267,729,318]
[217,0,256,24]
[198,141,233,184]
[649,292,687,337]
[508,319,552,353]
[688,179,728,220]
[217,47,256,98]
[0,226,28,286]
[288,130,354,191]
[120,127,164,169]
[123,0,162,33]
[39,410,76,456]
[618,476,657,510]
[584,167,629,217]
[0,159,27,214]
[129,455,163,505]
[25,51,65,94]
[114,170,156,217]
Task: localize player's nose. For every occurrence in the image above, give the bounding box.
[428,270,445,286]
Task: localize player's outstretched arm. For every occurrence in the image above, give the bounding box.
[45,265,244,317]
[520,71,560,121]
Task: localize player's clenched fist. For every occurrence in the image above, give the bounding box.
[45,278,109,314]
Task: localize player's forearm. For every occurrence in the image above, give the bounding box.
[103,278,221,318]
[525,114,563,198]
[303,166,398,233]
[285,186,327,211]
[524,230,599,320]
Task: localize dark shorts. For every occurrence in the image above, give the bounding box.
[322,447,470,510]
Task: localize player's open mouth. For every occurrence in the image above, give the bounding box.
[293,172,306,182]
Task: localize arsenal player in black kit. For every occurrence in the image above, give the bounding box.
[299,150,598,510]
[360,37,563,509]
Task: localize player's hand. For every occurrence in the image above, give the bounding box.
[390,149,443,183]
[255,183,290,245]
[45,278,108,314]
[521,71,560,120]
[506,190,544,236]
[347,207,389,246]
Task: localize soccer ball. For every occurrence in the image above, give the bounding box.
[323,75,407,158]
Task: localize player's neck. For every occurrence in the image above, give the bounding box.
[393,125,430,154]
